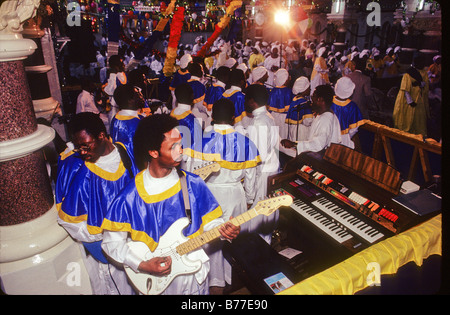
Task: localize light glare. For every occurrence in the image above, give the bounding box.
[274,10,290,25]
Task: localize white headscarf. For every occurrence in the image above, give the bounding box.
[292,76,310,95]
[252,66,268,82]
[335,76,355,99]
[274,68,289,87]
[180,54,192,69]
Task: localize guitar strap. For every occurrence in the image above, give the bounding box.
[178,169,192,224]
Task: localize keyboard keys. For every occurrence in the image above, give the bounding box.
[290,199,353,244]
[311,197,384,244]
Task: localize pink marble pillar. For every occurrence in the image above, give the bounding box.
[0,58,55,226]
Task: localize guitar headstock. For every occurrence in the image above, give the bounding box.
[254,194,293,216]
[193,162,221,180]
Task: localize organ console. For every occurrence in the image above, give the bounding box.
[268,143,440,264]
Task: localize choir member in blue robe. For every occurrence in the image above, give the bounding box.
[187,61,209,128]
[195,98,261,294]
[110,84,146,175]
[56,112,135,295]
[223,68,250,131]
[332,77,366,149]
[170,54,192,107]
[285,76,314,145]
[101,114,240,295]
[204,66,230,111]
[268,68,293,140]
[170,83,204,173]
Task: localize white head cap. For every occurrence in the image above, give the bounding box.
[180,54,192,69]
[292,76,310,95]
[274,68,289,87]
[252,66,268,82]
[224,58,237,68]
[237,63,248,73]
[318,47,326,57]
[335,76,355,99]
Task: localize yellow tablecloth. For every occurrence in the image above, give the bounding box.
[278,214,442,295]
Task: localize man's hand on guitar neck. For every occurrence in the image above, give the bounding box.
[218,216,240,241]
[138,256,172,276]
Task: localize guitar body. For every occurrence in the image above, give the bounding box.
[125,217,202,295]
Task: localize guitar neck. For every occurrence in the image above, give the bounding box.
[176,206,261,256]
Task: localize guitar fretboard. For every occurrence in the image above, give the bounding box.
[176,207,260,256]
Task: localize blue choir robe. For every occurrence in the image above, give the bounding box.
[198,127,261,170]
[58,160,133,236]
[222,87,250,129]
[169,69,191,91]
[55,147,84,211]
[187,78,206,105]
[285,96,314,142]
[268,86,292,114]
[268,86,293,139]
[101,170,222,254]
[188,77,209,128]
[110,111,142,175]
[204,83,225,111]
[331,96,366,149]
[170,108,203,172]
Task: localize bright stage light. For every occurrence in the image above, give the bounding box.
[274,9,290,26]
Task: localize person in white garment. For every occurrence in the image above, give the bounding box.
[76,78,100,114]
[263,46,285,87]
[244,84,280,244]
[103,55,127,132]
[281,84,342,156]
[101,114,240,295]
[283,76,314,158]
[199,98,260,294]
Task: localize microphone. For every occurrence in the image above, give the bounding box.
[294,100,311,112]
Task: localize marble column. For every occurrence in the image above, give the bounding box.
[0,1,92,294]
[394,1,441,66]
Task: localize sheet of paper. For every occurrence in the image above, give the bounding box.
[278,247,302,259]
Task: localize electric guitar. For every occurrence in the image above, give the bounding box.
[124,194,293,295]
[192,161,220,180]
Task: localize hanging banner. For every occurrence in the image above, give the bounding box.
[195,0,243,58]
[134,0,176,60]
[225,7,242,44]
[163,5,185,77]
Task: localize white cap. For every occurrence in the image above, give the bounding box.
[237,63,248,73]
[274,68,289,87]
[224,58,237,68]
[335,76,355,99]
[318,47,326,57]
[350,51,359,61]
[292,76,310,95]
[252,66,268,82]
[433,55,442,62]
[180,54,192,69]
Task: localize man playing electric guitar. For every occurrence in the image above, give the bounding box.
[101,114,240,295]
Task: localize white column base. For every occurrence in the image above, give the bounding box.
[0,204,93,295]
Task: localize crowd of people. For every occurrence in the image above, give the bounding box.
[58,33,441,295]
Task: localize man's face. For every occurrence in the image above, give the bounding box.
[132,88,146,109]
[72,130,105,163]
[311,91,324,114]
[153,128,183,169]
